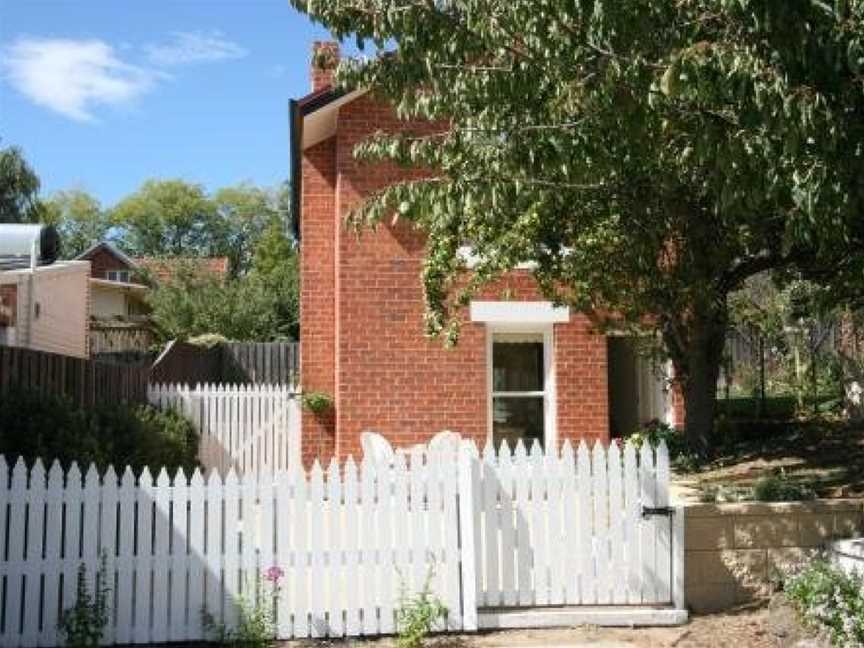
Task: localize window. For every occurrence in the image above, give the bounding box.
[106,270,131,283]
[488,330,553,449]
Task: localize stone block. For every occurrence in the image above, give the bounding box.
[686,583,737,613]
[798,513,835,547]
[686,516,734,550]
[734,515,798,549]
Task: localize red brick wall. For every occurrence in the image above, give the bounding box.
[300,90,610,463]
[300,136,338,467]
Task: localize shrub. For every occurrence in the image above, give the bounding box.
[301,391,333,415]
[785,560,864,646]
[628,419,680,452]
[752,469,816,502]
[59,555,111,648]
[0,389,199,474]
[627,419,701,469]
[203,566,282,648]
[395,563,448,648]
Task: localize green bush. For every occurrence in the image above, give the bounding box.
[752,469,816,502]
[785,560,864,646]
[301,391,333,415]
[0,389,199,475]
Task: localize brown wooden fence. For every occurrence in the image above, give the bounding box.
[0,345,150,407]
[222,341,299,385]
[150,340,299,386]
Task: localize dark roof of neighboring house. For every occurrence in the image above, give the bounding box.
[76,241,138,268]
[135,256,230,283]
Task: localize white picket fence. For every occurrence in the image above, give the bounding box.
[0,440,685,647]
[147,383,301,477]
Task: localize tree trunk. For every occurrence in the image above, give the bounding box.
[663,309,727,455]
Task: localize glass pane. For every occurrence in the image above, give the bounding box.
[492,396,544,448]
[492,338,544,392]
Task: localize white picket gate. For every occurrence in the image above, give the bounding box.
[147,383,301,477]
[0,440,686,647]
[465,439,684,629]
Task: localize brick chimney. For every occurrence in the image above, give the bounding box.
[311,41,340,92]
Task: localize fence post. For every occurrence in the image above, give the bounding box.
[673,503,687,610]
[457,441,479,632]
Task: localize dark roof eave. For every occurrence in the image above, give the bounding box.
[289,86,348,242]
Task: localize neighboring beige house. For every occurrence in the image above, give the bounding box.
[76,241,229,354]
[0,261,91,359]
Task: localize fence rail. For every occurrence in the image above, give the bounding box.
[0,345,149,407]
[0,440,684,647]
[88,326,153,355]
[148,383,301,477]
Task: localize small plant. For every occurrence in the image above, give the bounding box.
[698,482,751,503]
[301,391,333,414]
[59,555,111,648]
[784,560,864,646]
[203,565,282,647]
[395,562,448,648]
[627,419,699,468]
[753,469,816,502]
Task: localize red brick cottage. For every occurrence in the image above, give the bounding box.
[292,43,678,464]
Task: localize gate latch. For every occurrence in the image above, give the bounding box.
[642,506,674,518]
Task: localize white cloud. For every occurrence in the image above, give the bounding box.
[2,37,160,122]
[145,30,247,66]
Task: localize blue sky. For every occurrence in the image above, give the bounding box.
[0,0,339,207]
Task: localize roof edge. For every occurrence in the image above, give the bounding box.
[76,241,138,269]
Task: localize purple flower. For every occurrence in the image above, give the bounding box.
[264,565,284,584]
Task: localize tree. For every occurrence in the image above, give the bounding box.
[212,184,279,276]
[111,179,220,256]
[41,190,110,258]
[0,146,42,223]
[146,254,299,342]
[252,217,295,276]
[291,0,864,451]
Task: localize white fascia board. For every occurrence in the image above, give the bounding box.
[470,301,570,324]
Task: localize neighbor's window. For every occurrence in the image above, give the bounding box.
[106,270,131,283]
[491,331,546,449]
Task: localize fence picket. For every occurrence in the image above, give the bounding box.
[22,460,43,647]
[326,458,343,637]
[187,469,206,641]
[639,443,657,604]
[41,461,64,647]
[344,458,361,636]
[308,462,325,638]
[169,468,189,642]
[607,443,627,605]
[655,441,672,604]
[592,442,610,605]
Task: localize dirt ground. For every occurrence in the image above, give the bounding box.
[672,418,864,500]
[284,602,816,648]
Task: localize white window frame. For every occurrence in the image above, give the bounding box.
[106,270,131,283]
[486,323,557,449]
